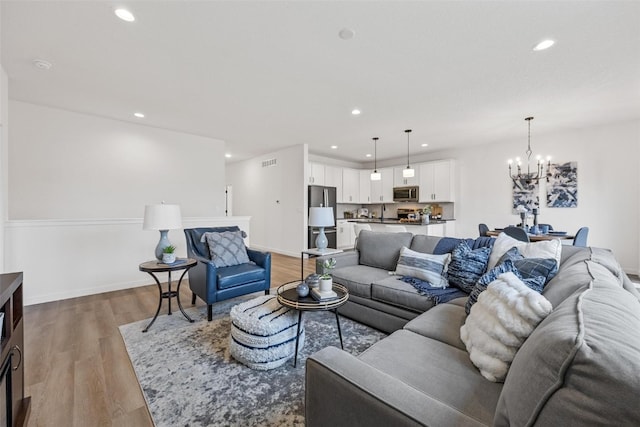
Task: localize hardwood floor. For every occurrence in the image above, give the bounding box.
[24,253,316,427]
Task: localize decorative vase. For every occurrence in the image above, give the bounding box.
[296,282,309,298]
[162,253,176,264]
[422,214,430,224]
[319,277,333,293]
[305,274,320,289]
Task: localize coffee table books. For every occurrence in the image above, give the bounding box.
[310,287,338,302]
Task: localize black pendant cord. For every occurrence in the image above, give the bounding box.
[405,129,412,168]
[372,137,379,172]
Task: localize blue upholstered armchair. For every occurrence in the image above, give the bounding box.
[184,226,271,321]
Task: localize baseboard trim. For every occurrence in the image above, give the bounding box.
[24,278,151,306]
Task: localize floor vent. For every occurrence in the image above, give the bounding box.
[262,158,277,167]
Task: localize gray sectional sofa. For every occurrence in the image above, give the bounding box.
[306,230,640,426]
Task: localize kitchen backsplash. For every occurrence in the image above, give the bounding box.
[337,202,454,220]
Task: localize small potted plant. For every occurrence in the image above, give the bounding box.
[319,258,337,293]
[162,245,176,264]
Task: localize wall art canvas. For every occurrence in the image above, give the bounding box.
[512,177,539,214]
[547,162,578,208]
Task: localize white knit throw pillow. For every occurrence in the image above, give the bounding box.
[460,271,553,382]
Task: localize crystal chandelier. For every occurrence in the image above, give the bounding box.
[508,117,551,184]
[370,137,381,181]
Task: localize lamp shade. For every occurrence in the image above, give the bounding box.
[309,207,334,227]
[143,204,182,230]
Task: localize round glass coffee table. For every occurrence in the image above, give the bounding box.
[277,282,349,367]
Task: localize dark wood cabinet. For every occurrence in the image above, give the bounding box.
[0,273,29,427]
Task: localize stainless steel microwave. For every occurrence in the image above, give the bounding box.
[393,186,419,202]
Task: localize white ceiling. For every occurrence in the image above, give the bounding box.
[2,1,640,164]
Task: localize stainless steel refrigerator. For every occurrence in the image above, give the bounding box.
[308,185,337,249]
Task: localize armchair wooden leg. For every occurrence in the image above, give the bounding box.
[265,289,270,295]
[208,305,213,321]
[191,292,196,305]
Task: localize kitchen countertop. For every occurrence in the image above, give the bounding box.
[340,218,451,225]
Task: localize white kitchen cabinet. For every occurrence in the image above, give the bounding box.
[308,162,325,185]
[370,167,394,203]
[393,166,420,187]
[337,220,355,249]
[419,160,455,202]
[359,170,372,204]
[444,220,456,237]
[342,168,360,203]
[325,165,343,202]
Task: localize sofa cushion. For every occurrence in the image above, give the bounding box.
[217,263,266,289]
[330,265,391,299]
[494,261,640,426]
[371,276,436,313]
[356,230,413,271]
[201,230,250,267]
[447,242,492,293]
[404,303,468,351]
[408,234,443,254]
[358,330,503,426]
[487,232,561,270]
[395,246,451,288]
[460,272,552,382]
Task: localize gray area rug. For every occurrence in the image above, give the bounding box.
[119,294,387,427]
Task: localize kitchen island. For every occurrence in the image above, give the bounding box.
[336,218,456,249]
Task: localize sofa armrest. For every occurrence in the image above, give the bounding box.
[306,347,487,427]
[315,251,360,274]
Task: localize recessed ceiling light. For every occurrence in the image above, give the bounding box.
[365,154,372,158]
[331,145,338,150]
[421,143,428,147]
[351,109,361,115]
[339,28,356,40]
[225,154,232,158]
[134,112,145,118]
[533,39,555,51]
[33,59,52,70]
[115,8,135,22]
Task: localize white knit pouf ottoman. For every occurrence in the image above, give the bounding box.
[229,294,304,370]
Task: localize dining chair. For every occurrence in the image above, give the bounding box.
[503,226,530,242]
[353,223,372,249]
[573,227,589,247]
[478,223,490,237]
[385,225,408,233]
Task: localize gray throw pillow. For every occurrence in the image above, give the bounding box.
[201,231,250,268]
[448,241,492,293]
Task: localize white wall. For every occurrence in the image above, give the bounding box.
[4,216,251,305]
[8,101,227,219]
[418,119,640,273]
[0,65,8,271]
[226,144,307,257]
[5,101,238,304]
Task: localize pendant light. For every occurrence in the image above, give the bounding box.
[402,129,414,178]
[370,137,381,181]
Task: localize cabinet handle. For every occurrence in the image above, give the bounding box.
[11,345,22,370]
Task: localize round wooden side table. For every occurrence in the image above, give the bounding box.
[139,258,197,332]
[277,282,349,367]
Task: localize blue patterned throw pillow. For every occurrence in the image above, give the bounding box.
[465,259,546,314]
[395,246,451,289]
[201,231,251,268]
[498,247,559,284]
[447,242,492,293]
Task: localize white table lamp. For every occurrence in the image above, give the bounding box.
[143,203,182,260]
[309,207,335,250]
